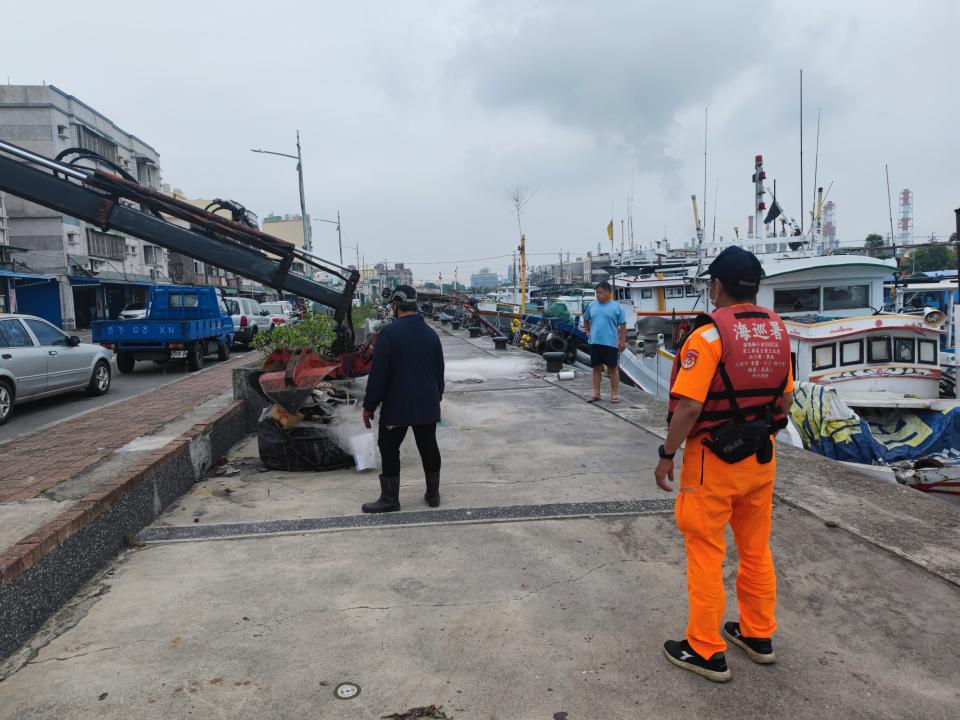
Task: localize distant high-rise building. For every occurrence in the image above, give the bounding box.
[823,200,837,248]
[470,268,498,290]
[898,189,913,247]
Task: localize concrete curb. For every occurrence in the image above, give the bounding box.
[0,399,247,660]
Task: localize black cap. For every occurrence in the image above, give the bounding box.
[382,284,418,303]
[702,246,763,292]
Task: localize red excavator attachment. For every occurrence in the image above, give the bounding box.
[256,335,376,414]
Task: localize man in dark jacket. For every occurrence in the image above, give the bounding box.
[361,285,445,513]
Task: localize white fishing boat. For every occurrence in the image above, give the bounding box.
[620,251,951,408]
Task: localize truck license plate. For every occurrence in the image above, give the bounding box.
[170,350,188,359]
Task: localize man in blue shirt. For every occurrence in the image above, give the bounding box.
[583,281,627,403]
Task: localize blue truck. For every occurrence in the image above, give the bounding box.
[92,286,234,373]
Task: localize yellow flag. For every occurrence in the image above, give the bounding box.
[606,220,614,241]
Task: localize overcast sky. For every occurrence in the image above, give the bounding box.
[3,0,957,280]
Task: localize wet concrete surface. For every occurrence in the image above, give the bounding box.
[1,327,958,718]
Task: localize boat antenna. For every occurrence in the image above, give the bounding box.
[703,108,708,244]
[799,69,804,235]
[712,178,719,243]
[810,107,821,238]
[886,164,897,260]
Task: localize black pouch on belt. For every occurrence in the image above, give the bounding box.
[703,418,769,464]
[703,363,776,464]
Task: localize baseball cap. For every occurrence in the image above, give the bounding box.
[700,246,763,292]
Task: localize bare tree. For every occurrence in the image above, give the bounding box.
[506,185,536,237]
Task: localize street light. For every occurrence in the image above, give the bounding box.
[315,211,343,265]
[251,131,311,253]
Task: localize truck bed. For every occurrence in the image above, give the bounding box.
[92,317,232,346]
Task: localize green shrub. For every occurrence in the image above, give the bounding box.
[252,312,336,359]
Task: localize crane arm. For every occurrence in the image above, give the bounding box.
[0,139,359,350]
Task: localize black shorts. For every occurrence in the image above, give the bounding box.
[589,344,619,368]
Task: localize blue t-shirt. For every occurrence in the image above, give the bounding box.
[583,300,626,348]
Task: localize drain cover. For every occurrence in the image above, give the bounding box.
[335,682,360,700]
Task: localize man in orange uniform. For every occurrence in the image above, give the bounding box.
[655,246,794,682]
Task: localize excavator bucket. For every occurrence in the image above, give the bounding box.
[257,349,342,415]
[256,336,377,415]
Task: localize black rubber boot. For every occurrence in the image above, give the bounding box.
[424,472,440,508]
[362,475,401,513]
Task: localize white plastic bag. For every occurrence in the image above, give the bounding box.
[350,432,378,471]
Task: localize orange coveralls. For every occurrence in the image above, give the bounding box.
[670,323,794,659]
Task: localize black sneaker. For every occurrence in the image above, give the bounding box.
[723,622,776,664]
[662,639,731,682]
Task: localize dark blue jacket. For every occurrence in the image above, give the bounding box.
[363,314,445,426]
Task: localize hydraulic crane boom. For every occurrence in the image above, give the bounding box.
[0,139,360,352]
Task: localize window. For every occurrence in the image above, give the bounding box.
[823,284,871,311]
[76,124,119,164]
[918,340,938,365]
[640,288,653,299]
[169,293,200,308]
[143,245,161,265]
[0,319,34,348]
[774,287,820,313]
[86,229,126,260]
[136,157,160,189]
[685,285,699,297]
[894,338,915,363]
[665,286,684,299]
[25,318,67,346]
[616,288,629,301]
[812,343,836,371]
[224,299,240,315]
[867,336,892,363]
[194,261,204,275]
[840,340,864,366]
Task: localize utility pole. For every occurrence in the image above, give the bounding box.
[250,131,311,253]
[337,210,342,266]
[519,234,527,314]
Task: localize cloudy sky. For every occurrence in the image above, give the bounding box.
[4,0,957,280]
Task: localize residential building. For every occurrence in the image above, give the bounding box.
[0,84,167,328]
[470,268,499,290]
[262,213,311,277]
[162,189,274,301]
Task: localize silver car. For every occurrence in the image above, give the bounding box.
[223,297,273,347]
[0,314,115,425]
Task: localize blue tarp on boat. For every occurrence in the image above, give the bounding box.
[790,381,960,465]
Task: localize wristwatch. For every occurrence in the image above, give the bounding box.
[658,444,676,460]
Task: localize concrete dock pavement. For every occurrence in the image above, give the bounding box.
[0,325,958,718]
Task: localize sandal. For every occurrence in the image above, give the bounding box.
[587,396,600,403]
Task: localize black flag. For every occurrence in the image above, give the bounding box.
[764,198,783,225]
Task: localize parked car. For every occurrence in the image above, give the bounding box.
[0,314,115,425]
[260,301,296,327]
[119,302,147,320]
[224,297,273,347]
